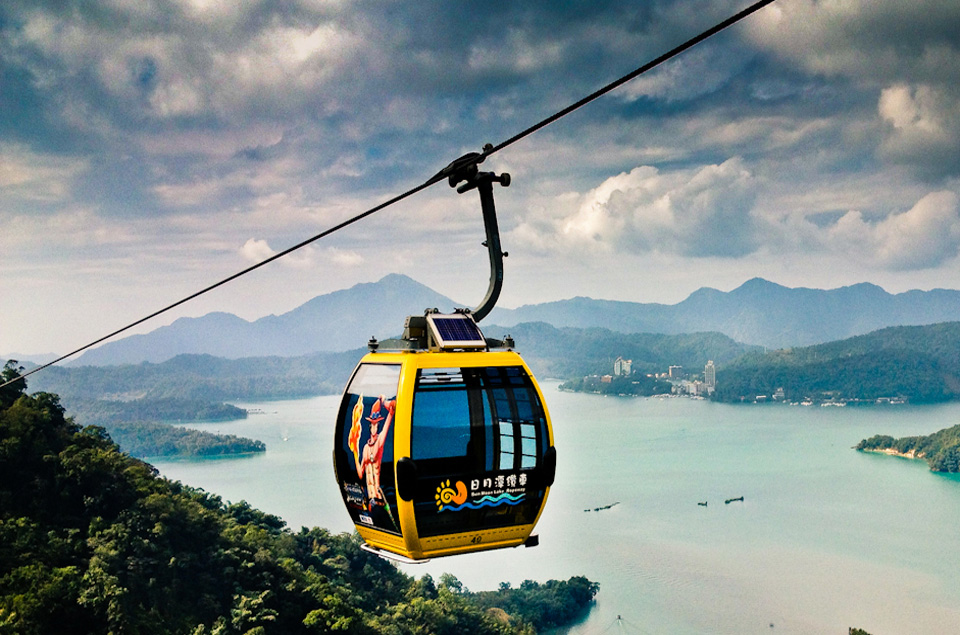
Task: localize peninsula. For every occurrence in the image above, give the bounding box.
[855,424,960,472]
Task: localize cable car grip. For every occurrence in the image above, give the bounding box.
[445,146,510,323]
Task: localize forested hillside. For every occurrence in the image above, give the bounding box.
[485,322,757,379]
[18,350,362,458]
[19,326,752,417]
[856,424,960,472]
[32,350,363,402]
[713,323,960,404]
[0,363,597,634]
[20,321,960,413]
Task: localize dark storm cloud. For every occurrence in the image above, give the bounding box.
[2,0,960,262]
[747,0,960,181]
[0,0,752,190]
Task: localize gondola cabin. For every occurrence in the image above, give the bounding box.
[333,312,556,562]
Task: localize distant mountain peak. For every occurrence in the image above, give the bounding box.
[376,272,418,285]
[73,274,460,366]
[742,277,777,286]
[836,281,888,295]
[732,278,789,293]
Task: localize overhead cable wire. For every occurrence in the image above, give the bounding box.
[480,0,777,161]
[2,0,777,389]
[3,179,437,387]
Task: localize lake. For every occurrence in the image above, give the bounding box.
[154,383,960,634]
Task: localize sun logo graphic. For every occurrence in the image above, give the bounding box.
[435,479,468,511]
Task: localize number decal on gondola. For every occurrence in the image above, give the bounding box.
[471,535,482,544]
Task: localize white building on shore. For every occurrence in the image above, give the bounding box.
[614,356,632,376]
[704,360,716,394]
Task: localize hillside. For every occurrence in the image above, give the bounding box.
[487,322,756,379]
[14,326,752,458]
[0,368,598,634]
[856,424,960,472]
[33,276,960,368]
[19,350,363,459]
[713,322,960,404]
[32,350,363,405]
[28,326,753,405]
[22,321,960,412]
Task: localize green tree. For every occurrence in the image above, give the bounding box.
[2,376,597,634]
[0,361,26,410]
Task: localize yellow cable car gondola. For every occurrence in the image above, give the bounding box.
[332,155,556,561]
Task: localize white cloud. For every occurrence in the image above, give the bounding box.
[239,239,355,270]
[511,156,960,274]
[139,124,285,158]
[325,247,364,267]
[173,0,251,23]
[824,190,960,270]
[515,158,760,258]
[879,84,941,133]
[467,28,564,74]
[240,238,275,263]
[0,143,87,193]
[877,84,960,176]
[620,44,744,103]
[0,144,88,207]
[745,0,960,82]
[741,1,960,181]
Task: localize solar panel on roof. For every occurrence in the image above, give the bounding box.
[427,314,486,349]
[433,317,481,341]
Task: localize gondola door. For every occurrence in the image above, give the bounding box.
[401,357,555,558]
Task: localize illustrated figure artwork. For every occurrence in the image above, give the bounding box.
[348,394,398,530]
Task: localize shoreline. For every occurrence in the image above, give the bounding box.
[860,448,923,460]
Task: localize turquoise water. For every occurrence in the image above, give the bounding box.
[154,383,960,634]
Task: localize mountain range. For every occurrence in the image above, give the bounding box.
[488,278,960,349]
[47,274,960,367]
[68,274,455,366]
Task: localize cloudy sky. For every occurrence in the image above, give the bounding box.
[3,0,960,357]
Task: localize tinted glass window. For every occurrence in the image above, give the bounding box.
[411,371,471,460]
[411,365,550,538]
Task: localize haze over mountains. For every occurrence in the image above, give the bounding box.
[490,277,960,348]
[68,274,455,366]
[37,274,960,367]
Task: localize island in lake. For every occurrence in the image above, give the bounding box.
[856,423,960,472]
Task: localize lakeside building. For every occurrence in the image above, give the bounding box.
[674,379,708,397]
[704,360,716,395]
[614,357,632,376]
[669,365,683,379]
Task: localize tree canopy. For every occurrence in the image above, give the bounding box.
[856,424,960,472]
[713,323,960,404]
[0,361,597,634]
